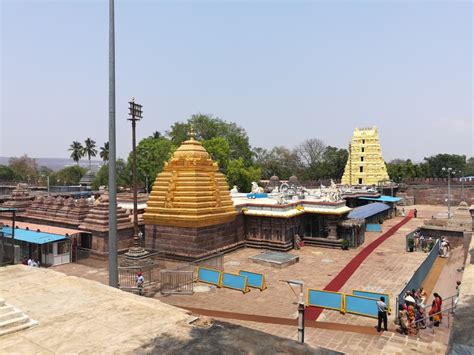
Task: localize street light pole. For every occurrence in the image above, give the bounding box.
[280,279,305,343]
[442,167,453,219]
[122,99,149,266]
[128,98,142,246]
[108,0,118,288]
[459,170,464,202]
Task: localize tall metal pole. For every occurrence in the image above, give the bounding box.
[447,172,451,219]
[108,0,118,287]
[47,176,50,196]
[131,114,139,246]
[298,285,305,343]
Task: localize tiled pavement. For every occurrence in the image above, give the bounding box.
[53,205,459,353]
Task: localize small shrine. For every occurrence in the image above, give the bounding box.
[341,127,389,185]
[79,192,134,254]
[144,130,242,258]
[1,184,33,213]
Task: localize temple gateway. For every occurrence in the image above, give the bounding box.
[341,127,389,186]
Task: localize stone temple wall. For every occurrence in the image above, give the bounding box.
[403,185,474,206]
[145,217,245,259]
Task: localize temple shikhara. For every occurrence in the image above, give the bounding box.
[144,131,242,258]
[341,127,389,185]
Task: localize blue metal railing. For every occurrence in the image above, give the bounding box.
[396,239,441,317]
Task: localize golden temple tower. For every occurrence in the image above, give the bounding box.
[341,127,389,185]
[144,130,241,258]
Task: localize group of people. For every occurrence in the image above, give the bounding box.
[398,287,444,335]
[412,230,436,252]
[412,231,451,256]
[22,257,40,267]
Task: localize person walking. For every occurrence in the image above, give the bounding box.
[377,296,388,332]
[136,272,145,296]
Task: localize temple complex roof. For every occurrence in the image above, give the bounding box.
[144,132,237,228]
[24,196,91,227]
[79,192,133,233]
[1,184,33,212]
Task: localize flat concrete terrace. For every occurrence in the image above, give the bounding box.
[0,265,328,354]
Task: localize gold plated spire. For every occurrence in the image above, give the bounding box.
[144,132,237,228]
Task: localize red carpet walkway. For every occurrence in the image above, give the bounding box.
[305,210,414,321]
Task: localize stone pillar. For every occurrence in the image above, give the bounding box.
[327,222,338,239]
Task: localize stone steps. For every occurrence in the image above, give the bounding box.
[0,298,37,337]
[303,237,343,249]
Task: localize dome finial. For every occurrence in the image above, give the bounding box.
[189,126,196,140]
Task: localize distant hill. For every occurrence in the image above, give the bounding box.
[0,157,103,172]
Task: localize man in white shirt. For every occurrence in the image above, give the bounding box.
[377,296,388,332]
[136,272,145,296]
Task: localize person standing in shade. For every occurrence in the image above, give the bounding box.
[377,296,388,332]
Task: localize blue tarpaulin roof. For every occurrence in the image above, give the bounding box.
[347,202,390,219]
[359,195,401,203]
[0,227,67,245]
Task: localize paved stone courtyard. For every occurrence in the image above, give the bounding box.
[51,205,463,354]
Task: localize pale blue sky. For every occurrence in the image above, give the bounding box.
[1,0,472,162]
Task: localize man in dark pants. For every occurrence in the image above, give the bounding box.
[377,296,388,332]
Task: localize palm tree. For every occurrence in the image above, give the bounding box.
[69,141,84,165]
[100,142,109,162]
[83,138,98,169]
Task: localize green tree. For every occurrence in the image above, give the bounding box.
[464,157,474,176]
[83,138,98,169]
[8,155,39,182]
[38,166,54,185]
[253,146,299,180]
[321,146,348,180]
[0,165,17,181]
[99,142,109,162]
[202,137,230,172]
[55,166,86,185]
[167,114,253,162]
[69,141,84,165]
[92,159,130,190]
[294,138,326,180]
[226,158,261,192]
[423,154,466,178]
[129,136,175,187]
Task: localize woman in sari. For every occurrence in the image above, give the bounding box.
[434,293,443,322]
[398,305,408,335]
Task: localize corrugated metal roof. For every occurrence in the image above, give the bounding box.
[347,202,390,219]
[359,196,401,203]
[1,227,67,245]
